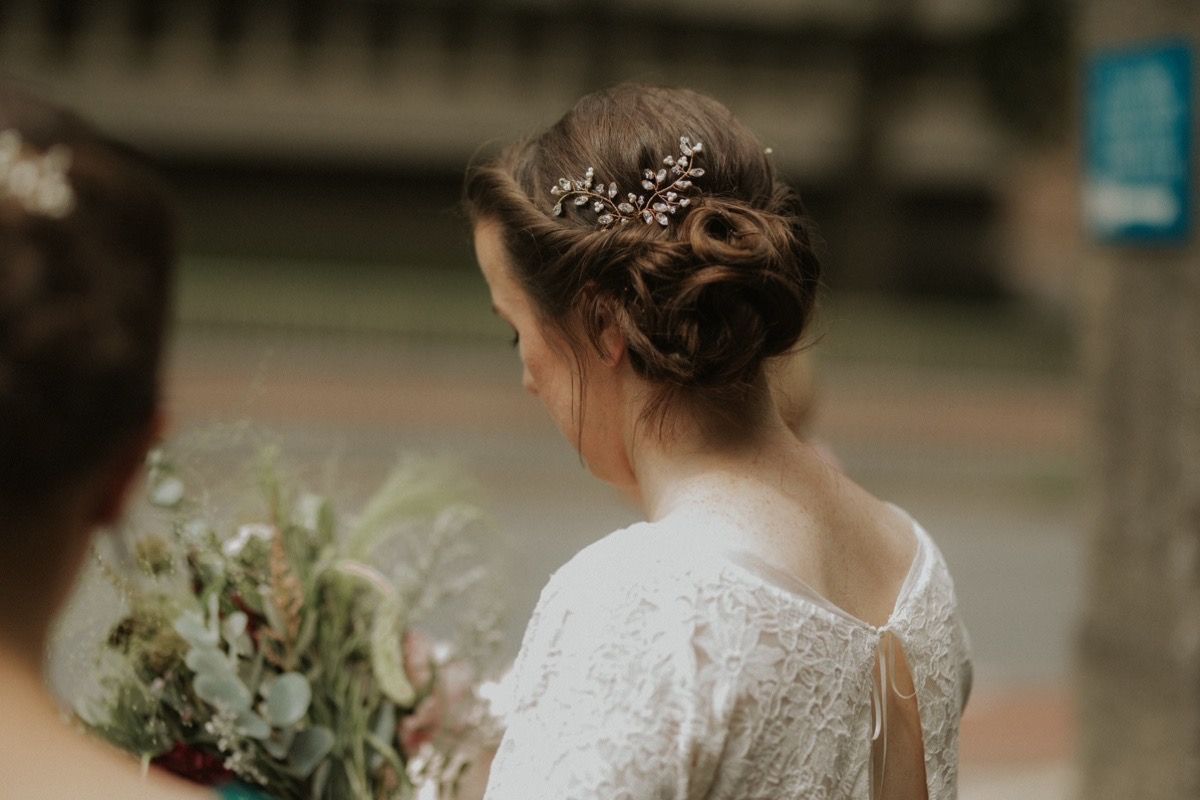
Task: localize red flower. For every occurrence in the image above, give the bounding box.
[152,742,237,786]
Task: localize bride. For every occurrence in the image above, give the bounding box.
[465,83,972,799]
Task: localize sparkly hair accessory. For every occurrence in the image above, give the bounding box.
[551,135,705,229]
[0,129,75,219]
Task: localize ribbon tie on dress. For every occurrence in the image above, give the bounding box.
[869,629,918,799]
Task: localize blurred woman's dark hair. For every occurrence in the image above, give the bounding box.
[464,83,822,440]
[0,82,176,519]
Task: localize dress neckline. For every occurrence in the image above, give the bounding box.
[714,501,930,633]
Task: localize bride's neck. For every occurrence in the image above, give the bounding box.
[630,399,807,522]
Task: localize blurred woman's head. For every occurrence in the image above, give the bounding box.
[0,83,175,544]
[465,83,821,487]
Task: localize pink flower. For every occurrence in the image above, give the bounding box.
[403,629,436,693]
[399,693,442,756]
[398,637,477,757]
[435,660,477,730]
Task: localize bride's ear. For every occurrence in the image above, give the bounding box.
[598,321,627,369]
[581,287,628,369]
[593,298,628,369]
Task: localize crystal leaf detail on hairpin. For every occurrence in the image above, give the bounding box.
[549,135,705,229]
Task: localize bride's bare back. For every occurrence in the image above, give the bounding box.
[671,443,933,800]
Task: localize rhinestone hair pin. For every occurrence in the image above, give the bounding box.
[0,129,75,219]
[551,135,705,229]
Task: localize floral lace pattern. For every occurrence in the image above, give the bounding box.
[484,508,973,800]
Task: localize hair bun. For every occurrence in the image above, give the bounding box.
[616,188,819,389]
[465,83,824,430]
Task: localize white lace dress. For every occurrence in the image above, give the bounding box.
[483,502,973,800]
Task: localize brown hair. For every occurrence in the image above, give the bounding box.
[0,83,176,515]
[464,83,822,440]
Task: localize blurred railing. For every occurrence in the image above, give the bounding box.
[2,0,1011,180]
[0,0,1069,295]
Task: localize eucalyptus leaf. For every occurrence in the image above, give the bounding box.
[194,671,252,713]
[263,739,288,760]
[185,647,235,679]
[150,476,184,508]
[265,672,312,728]
[230,632,253,657]
[288,725,335,778]
[174,612,219,648]
[263,727,295,759]
[222,611,248,642]
[235,710,271,739]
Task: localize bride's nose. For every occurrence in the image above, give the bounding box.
[522,366,536,396]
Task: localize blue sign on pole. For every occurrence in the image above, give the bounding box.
[1085,41,1193,244]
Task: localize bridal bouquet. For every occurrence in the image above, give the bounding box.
[81,437,504,799]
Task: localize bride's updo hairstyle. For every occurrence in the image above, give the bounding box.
[0,84,175,520]
[465,83,821,439]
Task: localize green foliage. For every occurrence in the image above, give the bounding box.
[82,442,499,799]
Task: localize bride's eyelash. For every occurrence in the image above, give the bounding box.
[510,331,520,348]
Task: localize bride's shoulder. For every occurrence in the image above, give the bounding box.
[541,518,704,606]
[548,520,662,587]
[504,520,698,692]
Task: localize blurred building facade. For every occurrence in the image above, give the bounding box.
[0,0,1071,299]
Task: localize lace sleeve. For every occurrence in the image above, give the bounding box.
[482,570,716,800]
[957,611,974,713]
